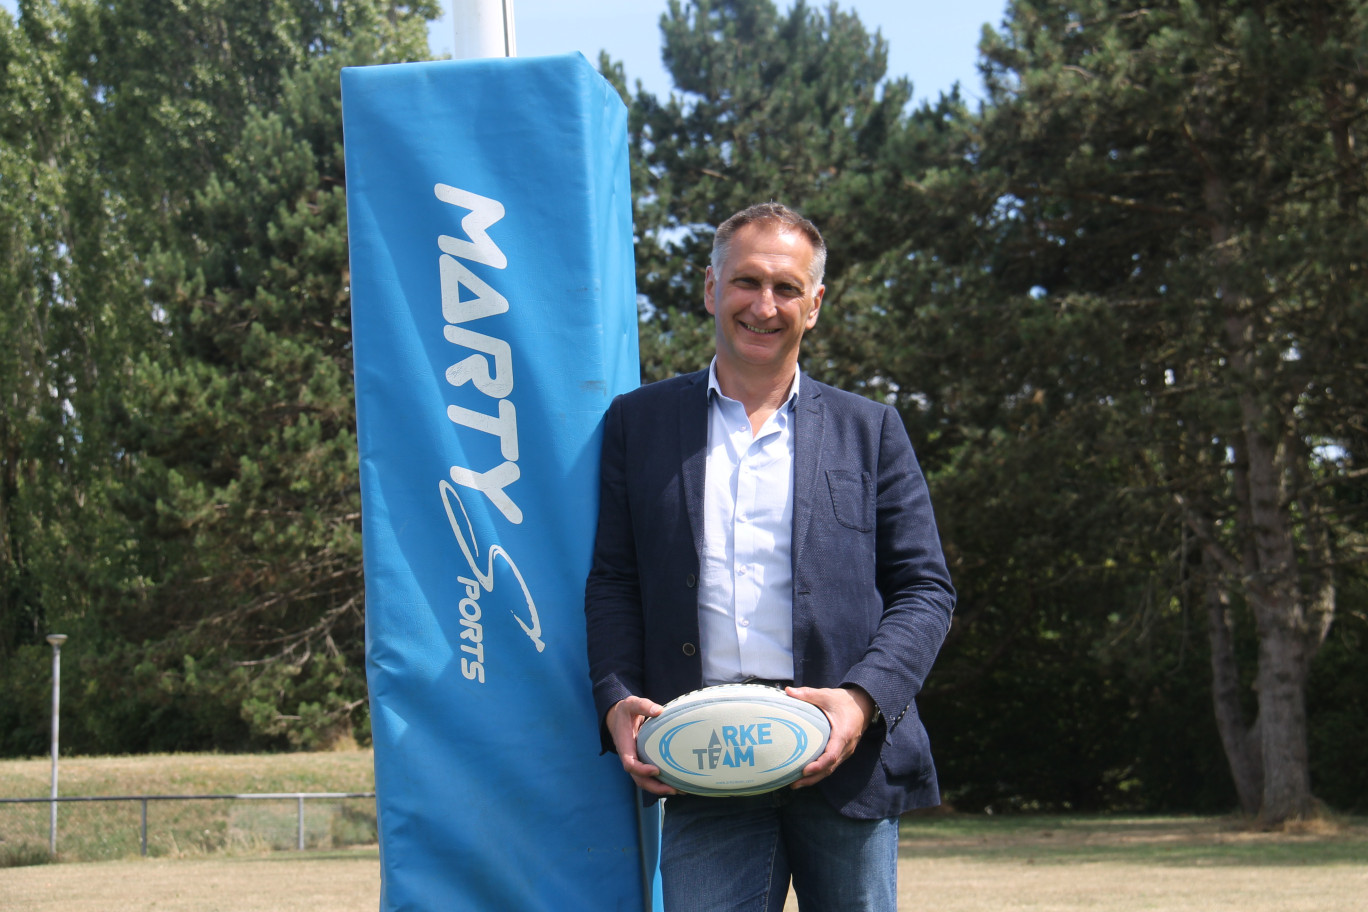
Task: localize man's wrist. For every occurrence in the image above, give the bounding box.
[841,685,880,731]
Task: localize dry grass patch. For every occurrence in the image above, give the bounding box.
[0,750,375,798]
[0,751,376,865]
[1,848,381,912]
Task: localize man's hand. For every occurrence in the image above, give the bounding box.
[606,696,677,796]
[785,685,877,789]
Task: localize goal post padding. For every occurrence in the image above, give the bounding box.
[342,53,652,912]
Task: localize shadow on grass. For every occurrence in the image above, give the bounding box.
[0,842,52,868]
[254,846,381,863]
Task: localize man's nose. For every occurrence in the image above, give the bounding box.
[751,287,778,317]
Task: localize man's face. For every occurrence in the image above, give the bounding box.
[704,222,824,381]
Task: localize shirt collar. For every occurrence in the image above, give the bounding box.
[706,357,801,409]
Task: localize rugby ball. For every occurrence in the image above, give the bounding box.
[636,684,831,797]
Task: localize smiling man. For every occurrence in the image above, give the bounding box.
[704,215,824,427]
[585,202,956,911]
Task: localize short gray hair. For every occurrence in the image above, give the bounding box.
[711,202,827,288]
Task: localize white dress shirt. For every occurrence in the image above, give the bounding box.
[697,360,799,686]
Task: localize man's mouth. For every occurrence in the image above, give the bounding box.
[740,322,780,335]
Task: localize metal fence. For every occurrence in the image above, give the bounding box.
[0,791,376,861]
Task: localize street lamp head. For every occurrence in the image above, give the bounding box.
[46,634,67,647]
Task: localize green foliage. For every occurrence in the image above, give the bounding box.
[111,50,370,750]
[0,0,436,755]
[963,0,1368,821]
[0,0,151,671]
[77,0,439,242]
[1308,582,1368,812]
[2,0,1365,820]
[94,10,433,751]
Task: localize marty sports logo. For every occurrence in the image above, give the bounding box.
[434,183,543,685]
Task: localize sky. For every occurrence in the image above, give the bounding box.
[435,1,1009,106]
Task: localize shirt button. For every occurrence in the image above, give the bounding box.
[685,573,697,588]
[682,643,697,656]
[738,619,750,628]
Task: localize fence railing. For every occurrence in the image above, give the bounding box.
[0,791,376,857]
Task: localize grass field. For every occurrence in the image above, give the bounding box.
[3,753,1367,910]
[4,814,1366,911]
[895,812,1368,911]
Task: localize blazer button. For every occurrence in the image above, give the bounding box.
[685,573,697,588]
[682,643,696,657]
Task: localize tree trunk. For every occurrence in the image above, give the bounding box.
[1253,615,1314,823]
[1229,330,1317,824]
[1204,579,1262,815]
[1198,153,1323,823]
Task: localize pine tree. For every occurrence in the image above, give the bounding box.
[962,0,1368,822]
[98,5,436,751]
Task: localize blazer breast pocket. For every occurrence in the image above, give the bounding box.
[826,469,874,532]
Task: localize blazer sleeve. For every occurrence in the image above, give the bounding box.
[583,394,644,749]
[839,404,956,734]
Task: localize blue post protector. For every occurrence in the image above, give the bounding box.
[342,53,650,911]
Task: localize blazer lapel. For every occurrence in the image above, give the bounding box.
[679,371,709,561]
[791,377,825,584]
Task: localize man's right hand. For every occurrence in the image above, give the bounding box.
[606,696,677,796]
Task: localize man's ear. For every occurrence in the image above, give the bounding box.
[805,284,825,329]
[703,265,717,315]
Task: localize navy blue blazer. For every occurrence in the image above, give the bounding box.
[584,369,955,818]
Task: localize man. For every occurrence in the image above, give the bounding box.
[585,203,955,911]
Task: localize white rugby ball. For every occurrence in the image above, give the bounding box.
[636,684,831,797]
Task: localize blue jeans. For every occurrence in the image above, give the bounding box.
[660,788,898,912]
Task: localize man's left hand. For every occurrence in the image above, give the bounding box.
[785,685,876,788]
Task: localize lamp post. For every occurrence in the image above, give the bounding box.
[46,633,67,856]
